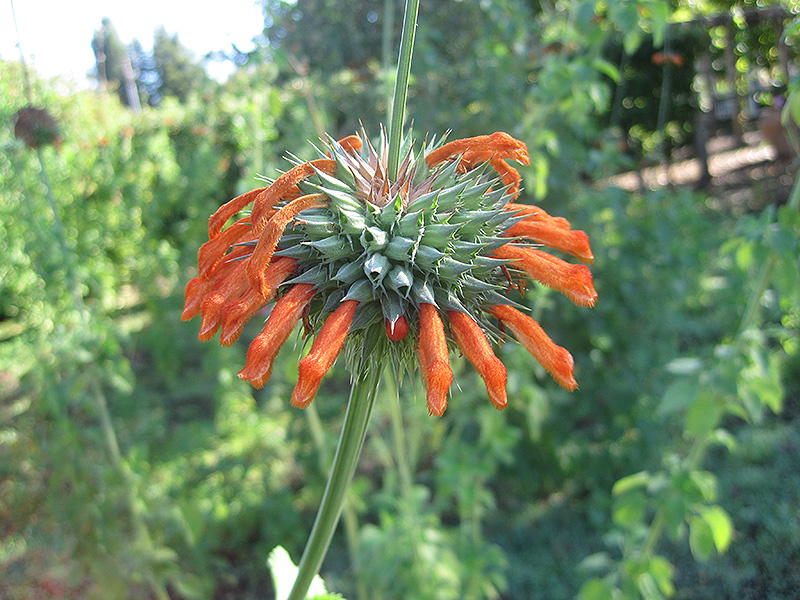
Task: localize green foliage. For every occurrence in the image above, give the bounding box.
[3,1,799,599]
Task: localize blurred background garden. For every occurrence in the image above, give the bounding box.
[2,0,800,598]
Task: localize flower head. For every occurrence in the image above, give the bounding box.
[183,130,596,415]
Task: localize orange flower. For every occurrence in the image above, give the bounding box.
[183,130,596,412]
[447,310,507,410]
[489,304,577,391]
[492,244,597,308]
[418,303,453,416]
[238,283,317,388]
[292,300,360,408]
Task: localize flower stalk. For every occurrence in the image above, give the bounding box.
[287,367,382,600]
[387,0,420,180]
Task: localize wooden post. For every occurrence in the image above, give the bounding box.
[695,50,713,188]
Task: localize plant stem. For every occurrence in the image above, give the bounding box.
[304,403,369,600]
[382,0,396,126]
[387,0,420,180]
[288,367,382,600]
[735,159,800,343]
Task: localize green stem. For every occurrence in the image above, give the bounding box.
[304,403,369,600]
[288,368,382,600]
[387,0,420,180]
[735,160,800,343]
[382,0,396,127]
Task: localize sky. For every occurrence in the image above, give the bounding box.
[1,0,265,85]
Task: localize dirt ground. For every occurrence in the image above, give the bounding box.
[608,131,798,214]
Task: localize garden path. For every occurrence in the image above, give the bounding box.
[607,131,797,213]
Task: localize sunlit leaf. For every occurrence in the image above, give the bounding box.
[612,471,651,496]
[578,578,616,600]
[688,514,715,561]
[699,505,734,554]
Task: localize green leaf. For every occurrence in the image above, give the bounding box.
[612,490,647,527]
[689,469,718,503]
[742,351,784,414]
[414,244,445,268]
[636,572,665,600]
[360,226,388,251]
[334,260,365,284]
[592,58,620,83]
[710,428,737,452]
[623,29,644,55]
[658,379,698,416]
[308,236,353,260]
[699,505,734,554]
[688,514,715,561]
[685,391,722,438]
[384,236,415,261]
[612,471,651,496]
[783,87,800,130]
[578,578,616,600]
[647,555,675,597]
[532,153,549,200]
[343,280,374,302]
[784,16,800,42]
[665,357,702,375]
[412,279,436,305]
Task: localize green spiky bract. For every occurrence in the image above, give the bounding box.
[264,131,522,375]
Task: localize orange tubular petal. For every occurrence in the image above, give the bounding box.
[489,304,578,391]
[291,300,359,408]
[426,132,530,168]
[250,159,336,233]
[336,134,362,154]
[246,193,327,296]
[504,203,571,230]
[489,157,522,199]
[505,220,594,264]
[417,303,453,416]
[219,257,298,346]
[198,262,249,341]
[182,275,211,321]
[493,244,597,308]
[218,288,266,346]
[197,218,252,277]
[447,310,508,410]
[182,255,244,321]
[208,187,267,240]
[238,284,316,388]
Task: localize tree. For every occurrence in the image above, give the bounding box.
[91,18,141,110]
[151,27,212,104]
